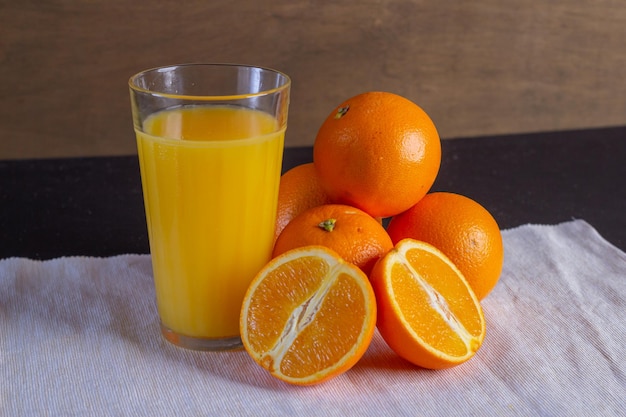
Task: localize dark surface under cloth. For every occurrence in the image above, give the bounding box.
[1,126,624,259]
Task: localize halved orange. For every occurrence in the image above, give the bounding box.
[240,246,377,385]
[370,239,486,369]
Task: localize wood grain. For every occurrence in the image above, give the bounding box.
[1,0,625,159]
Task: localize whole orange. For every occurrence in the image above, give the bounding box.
[386,192,504,300]
[274,163,332,241]
[313,91,441,218]
[273,204,393,276]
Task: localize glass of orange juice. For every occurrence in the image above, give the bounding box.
[128,64,290,350]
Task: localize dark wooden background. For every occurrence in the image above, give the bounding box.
[1,0,625,159]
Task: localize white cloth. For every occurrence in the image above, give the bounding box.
[1,220,624,416]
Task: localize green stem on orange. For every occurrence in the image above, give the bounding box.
[334,106,349,119]
[318,218,337,232]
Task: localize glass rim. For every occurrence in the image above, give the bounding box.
[128,63,291,101]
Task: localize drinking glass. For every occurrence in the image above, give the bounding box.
[129,64,290,350]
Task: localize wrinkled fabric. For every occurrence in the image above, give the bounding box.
[1,220,624,416]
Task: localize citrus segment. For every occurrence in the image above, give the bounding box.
[240,246,377,385]
[370,239,485,369]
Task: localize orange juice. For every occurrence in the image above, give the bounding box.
[136,105,284,340]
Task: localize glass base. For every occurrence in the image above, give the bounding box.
[160,322,243,351]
